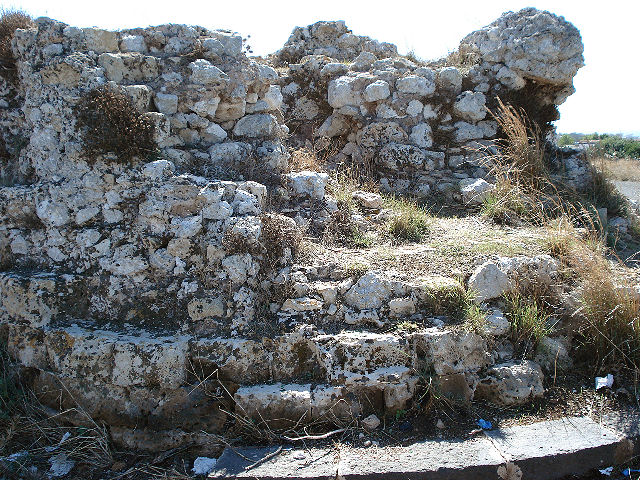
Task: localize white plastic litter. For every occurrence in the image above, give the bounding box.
[595,374,614,390]
[192,457,217,475]
[599,466,613,476]
[48,453,75,477]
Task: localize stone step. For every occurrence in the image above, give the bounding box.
[211,416,630,480]
[0,271,86,328]
[7,319,492,390]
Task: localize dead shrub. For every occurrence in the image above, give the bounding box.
[288,147,326,172]
[323,200,371,248]
[0,9,33,84]
[260,213,302,269]
[74,85,157,163]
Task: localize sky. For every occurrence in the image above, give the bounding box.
[8,0,640,136]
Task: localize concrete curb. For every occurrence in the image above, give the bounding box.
[210,415,638,479]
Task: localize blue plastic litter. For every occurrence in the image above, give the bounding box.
[623,468,640,477]
[398,421,412,432]
[477,419,493,430]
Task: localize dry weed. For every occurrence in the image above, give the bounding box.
[0,9,33,84]
[74,85,157,163]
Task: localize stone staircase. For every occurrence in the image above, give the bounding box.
[1,266,495,446]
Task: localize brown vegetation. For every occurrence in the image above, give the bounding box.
[0,9,33,84]
[74,85,157,163]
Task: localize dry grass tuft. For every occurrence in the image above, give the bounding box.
[594,157,640,182]
[74,85,157,163]
[0,9,33,84]
[288,147,327,172]
[0,351,113,477]
[482,99,633,228]
[323,200,372,248]
[544,219,640,370]
[488,98,548,188]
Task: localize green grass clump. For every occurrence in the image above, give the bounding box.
[384,196,430,243]
[464,302,487,333]
[422,278,470,319]
[481,181,529,225]
[344,261,370,278]
[506,292,553,351]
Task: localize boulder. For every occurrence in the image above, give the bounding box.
[460,7,584,87]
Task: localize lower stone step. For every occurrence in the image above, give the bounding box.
[3,314,506,443]
[210,416,631,480]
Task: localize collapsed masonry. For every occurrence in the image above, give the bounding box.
[0,9,588,450]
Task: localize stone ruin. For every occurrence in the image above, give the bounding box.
[0,8,587,450]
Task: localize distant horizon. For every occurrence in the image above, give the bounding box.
[557,131,640,138]
[8,0,640,135]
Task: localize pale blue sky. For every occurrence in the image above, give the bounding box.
[9,0,640,136]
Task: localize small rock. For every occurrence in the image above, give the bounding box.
[363,80,390,102]
[475,360,544,406]
[49,453,75,478]
[284,171,329,200]
[362,414,381,431]
[436,419,445,429]
[281,297,323,312]
[352,190,383,209]
[388,297,416,317]
[459,178,495,204]
[468,261,510,303]
[192,457,217,475]
[345,272,391,310]
[484,309,510,336]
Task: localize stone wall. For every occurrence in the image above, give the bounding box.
[0,8,588,450]
[280,8,585,198]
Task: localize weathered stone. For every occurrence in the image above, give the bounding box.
[461,8,584,87]
[363,80,390,102]
[453,91,487,122]
[232,114,278,138]
[475,360,544,405]
[351,190,383,209]
[344,272,391,310]
[284,171,328,200]
[459,178,495,204]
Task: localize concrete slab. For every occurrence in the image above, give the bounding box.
[485,416,625,480]
[210,446,337,479]
[601,410,640,456]
[210,416,635,479]
[337,437,504,480]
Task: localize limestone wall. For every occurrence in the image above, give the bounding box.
[281,8,584,197]
[0,8,588,449]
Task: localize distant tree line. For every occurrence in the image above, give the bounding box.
[557,133,640,158]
